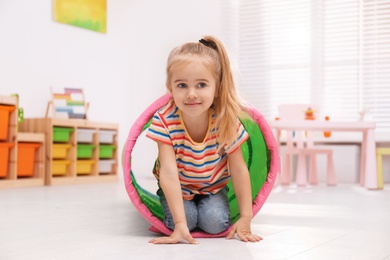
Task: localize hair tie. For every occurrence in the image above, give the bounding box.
[199,39,216,50]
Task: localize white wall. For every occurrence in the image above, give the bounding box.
[1,0,388,184]
[0,0,223,177]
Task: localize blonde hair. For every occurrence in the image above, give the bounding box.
[166,35,246,148]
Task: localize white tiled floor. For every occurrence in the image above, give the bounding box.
[1,180,390,260]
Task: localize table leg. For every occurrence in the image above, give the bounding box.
[360,132,366,186]
[363,129,377,189]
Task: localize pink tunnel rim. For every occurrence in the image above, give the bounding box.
[122,93,280,238]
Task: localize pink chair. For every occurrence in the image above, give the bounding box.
[277,104,336,186]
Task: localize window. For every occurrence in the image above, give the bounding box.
[222,0,390,134]
[361,0,390,130]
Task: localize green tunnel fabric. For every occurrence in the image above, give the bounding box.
[130,115,269,223]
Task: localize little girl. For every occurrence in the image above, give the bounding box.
[146,35,262,244]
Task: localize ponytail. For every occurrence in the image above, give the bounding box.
[201,35,245,148]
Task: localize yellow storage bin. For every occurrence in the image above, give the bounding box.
[77,160,95,175]
[52,160,71,176]
[52,144,72,159]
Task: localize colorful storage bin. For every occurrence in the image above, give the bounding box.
[99,145,116,159]
[77,144,96,159]
[53,127,74,142]
[52,160,71,176]
[0,142,14,177]
[17,142,41,177]
[77,160,95,175]
[98,160,115,173]
[99,130,116,144]
[0,105,16,140]
[52,144,72,159]
[77,128,96,143]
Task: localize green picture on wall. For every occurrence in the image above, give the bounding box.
[53,0,106,33]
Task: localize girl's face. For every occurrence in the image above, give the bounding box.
[168,58,217,120]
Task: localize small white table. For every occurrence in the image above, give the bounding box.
[270,120,377,189]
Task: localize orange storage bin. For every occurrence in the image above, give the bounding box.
[17,142,41,177]
[0,105,16,140]
[0,142,14,177]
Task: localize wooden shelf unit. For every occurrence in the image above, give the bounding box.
[20,118,119,185]
[0,95,45,188]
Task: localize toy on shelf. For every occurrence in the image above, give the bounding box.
[11,94,24,131]
[358,106,374,121]
[323,116,332,138]
[46,87,89,119]
[304,107,316,120]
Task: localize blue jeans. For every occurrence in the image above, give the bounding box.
[157,187,231,234]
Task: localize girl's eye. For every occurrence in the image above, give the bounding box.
[178,83,187,88]
[197,83,206,88]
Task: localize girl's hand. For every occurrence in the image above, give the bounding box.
[226,217,262,242]
[149,223,198,245]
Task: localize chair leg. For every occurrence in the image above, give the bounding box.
[359,131,367,186]
[326,152,336,186]
[309,153,318,185]
[296,153,307,186]
[281,154,291,185]
[377,153,384,189]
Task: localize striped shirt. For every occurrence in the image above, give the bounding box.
[146,99,248,200]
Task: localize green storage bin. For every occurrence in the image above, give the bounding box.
[99,145,116,159]
[53,127,74,142]
[77,144,96,159]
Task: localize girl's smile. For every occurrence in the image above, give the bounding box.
[185,102,201,106]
